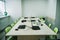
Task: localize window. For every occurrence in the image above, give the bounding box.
[0,1,4,15]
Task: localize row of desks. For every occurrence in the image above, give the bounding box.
[6,17,56,40]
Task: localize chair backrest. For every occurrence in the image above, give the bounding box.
[5,26,11,33]
[54,27,58,33]
[48,24,51,28]
[11,17,20,27]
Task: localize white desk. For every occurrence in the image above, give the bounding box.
[6,17,56,40]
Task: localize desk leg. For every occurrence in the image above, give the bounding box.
[17,35,45,40]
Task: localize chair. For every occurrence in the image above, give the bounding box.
[40,18,45,23]
[48,23,51,28]
[54,27,58,34]
[5,26,12,33]
[14,18,19,24]
[5,25,12,40]
[5,18,20,40]
[48,27,58,40]
[11,23,15,27]
[11,18,20,27]
[39,17,45,23]
[5,24,17,40]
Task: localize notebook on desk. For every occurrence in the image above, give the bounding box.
[32,26,40,30]
[21,20,27,23]
[24,17,28,19]
[18,25,26,29]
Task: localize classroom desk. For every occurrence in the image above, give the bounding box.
[6,17,56,40]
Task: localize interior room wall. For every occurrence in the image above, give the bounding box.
[45,0,57,30]
[6,0,57,20]
[47,0,57,19]
[55,0,60,31]
[22,0,48,17]
[22,0,57,19]
[6,0,22,21]
[55,0,60,39]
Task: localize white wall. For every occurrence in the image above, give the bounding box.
[22,0,57,19]
[6,0,57,20]
[6,0,22,21]
[47,0,57,19]
[22,0,48,17]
